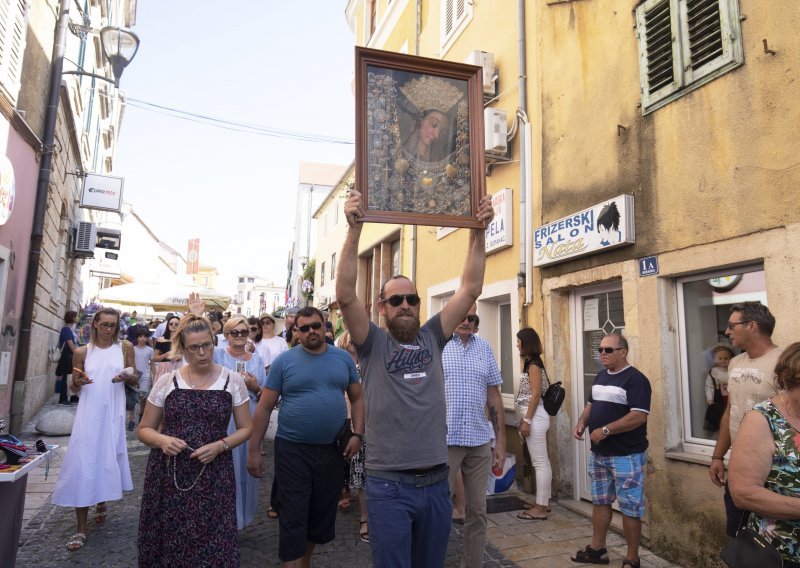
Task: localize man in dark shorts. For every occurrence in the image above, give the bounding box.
[336,189,495,568]
[247,307,364,566]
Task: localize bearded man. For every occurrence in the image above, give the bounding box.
[336,189,495,568]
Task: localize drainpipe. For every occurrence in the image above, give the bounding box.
[14,0,71,387]
[518,0,532,314]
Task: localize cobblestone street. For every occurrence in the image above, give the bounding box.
[15,429,515,567]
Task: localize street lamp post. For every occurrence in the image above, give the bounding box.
[13,0,139,390]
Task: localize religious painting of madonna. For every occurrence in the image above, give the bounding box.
[355,47,486,228]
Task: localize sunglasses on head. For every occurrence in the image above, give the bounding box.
[597,347,624,354]
[381,294,421,307]
[229,329,249,338]
[297,322,323,333]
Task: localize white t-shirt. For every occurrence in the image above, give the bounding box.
[255,336,288,368]
[147,367,249,408]
[134,345,154,380]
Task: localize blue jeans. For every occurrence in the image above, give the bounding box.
[366,475,452,568]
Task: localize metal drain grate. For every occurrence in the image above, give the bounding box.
[486,495,529,514]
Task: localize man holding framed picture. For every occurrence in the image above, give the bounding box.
[336,189,494,567]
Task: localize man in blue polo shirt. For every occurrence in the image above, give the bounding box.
[572,333,651,568]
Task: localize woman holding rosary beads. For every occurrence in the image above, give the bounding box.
[137,310,252,566]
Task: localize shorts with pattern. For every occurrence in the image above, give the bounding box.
[588,451,647,518]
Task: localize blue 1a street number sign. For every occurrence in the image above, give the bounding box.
[639,256,659,277]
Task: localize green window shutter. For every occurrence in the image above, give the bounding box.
[679,0,743,85]
[636,0,681,110]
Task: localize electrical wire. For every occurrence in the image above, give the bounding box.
[125,97,354,145]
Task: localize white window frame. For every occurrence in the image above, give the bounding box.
[635,0,743,114]
[675,264,765,456]
[440,0,473,55]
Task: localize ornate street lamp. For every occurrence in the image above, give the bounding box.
[100,27,140,87]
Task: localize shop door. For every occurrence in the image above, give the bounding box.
[571,283,625,502]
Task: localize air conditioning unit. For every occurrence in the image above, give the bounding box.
[465,50,497,97]
[484,108,508,156]
[73,222,97,257]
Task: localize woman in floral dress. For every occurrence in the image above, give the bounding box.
[729,342,800,566]
[137,315,252,567]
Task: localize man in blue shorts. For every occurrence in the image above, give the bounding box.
[572,333,652,568]
[247,307,365,567]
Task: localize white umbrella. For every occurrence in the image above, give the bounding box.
[97,282,231,311]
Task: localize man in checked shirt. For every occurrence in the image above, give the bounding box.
[443,304,506,568]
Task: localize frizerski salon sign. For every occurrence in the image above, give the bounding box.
[533,195,635,267]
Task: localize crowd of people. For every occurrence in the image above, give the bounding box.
[47,190,799,568]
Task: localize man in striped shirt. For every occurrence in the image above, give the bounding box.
[572,333,652,568]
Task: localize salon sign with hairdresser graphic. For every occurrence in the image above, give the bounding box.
[533,195,635,267]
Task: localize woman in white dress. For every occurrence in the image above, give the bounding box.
[52,307,137,551]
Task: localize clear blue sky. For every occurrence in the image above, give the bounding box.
[114,1,355,293]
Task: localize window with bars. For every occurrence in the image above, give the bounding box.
[440,0,473,54]
[635,0,743,113]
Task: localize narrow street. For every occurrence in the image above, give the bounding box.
[14,412,512,567]
[13,399,683,567]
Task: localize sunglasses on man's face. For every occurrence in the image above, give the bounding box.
[228,329,249,338]
[381,294,421,307]
[464,315,478,323]
[261,320,274,326]
[597,347,624,354]
[297,322,323,333]
[249,326,259,332]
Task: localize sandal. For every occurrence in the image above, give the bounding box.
[267,507,279,519]
[66,532,86,551]
[517,511,547,521]
[622,560,640,568]
[93,503,107,524]
[571,545,610,564]
[524,502,552,512]
[359,520,369,543]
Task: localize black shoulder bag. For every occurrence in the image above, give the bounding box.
[540,362,565,416]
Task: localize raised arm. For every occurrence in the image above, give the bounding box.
[439,194,495,337]
[336,190,370,346]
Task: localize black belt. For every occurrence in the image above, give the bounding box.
[366,465,449,488]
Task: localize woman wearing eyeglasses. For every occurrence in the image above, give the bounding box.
[213,316,268,530]
[514,327,552,521]
[137,314,252,566]
[52,308,137,552]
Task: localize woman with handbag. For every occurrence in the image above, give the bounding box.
[514,328,552,521]
[728,342,800,567]
[137,314,252,566]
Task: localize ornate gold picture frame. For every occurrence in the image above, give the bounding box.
[355,47,486,229]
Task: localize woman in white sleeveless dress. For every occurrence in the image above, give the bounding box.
[51,308,136,551]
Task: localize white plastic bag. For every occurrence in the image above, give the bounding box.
[486,455,516,495]
[266,408,279,442]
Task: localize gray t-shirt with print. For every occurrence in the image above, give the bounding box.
[356,313,448,471]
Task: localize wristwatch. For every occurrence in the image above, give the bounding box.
[522,417,532,425]
[220,438,230,451]
[601,426,611,437]
[352,433,365,443]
